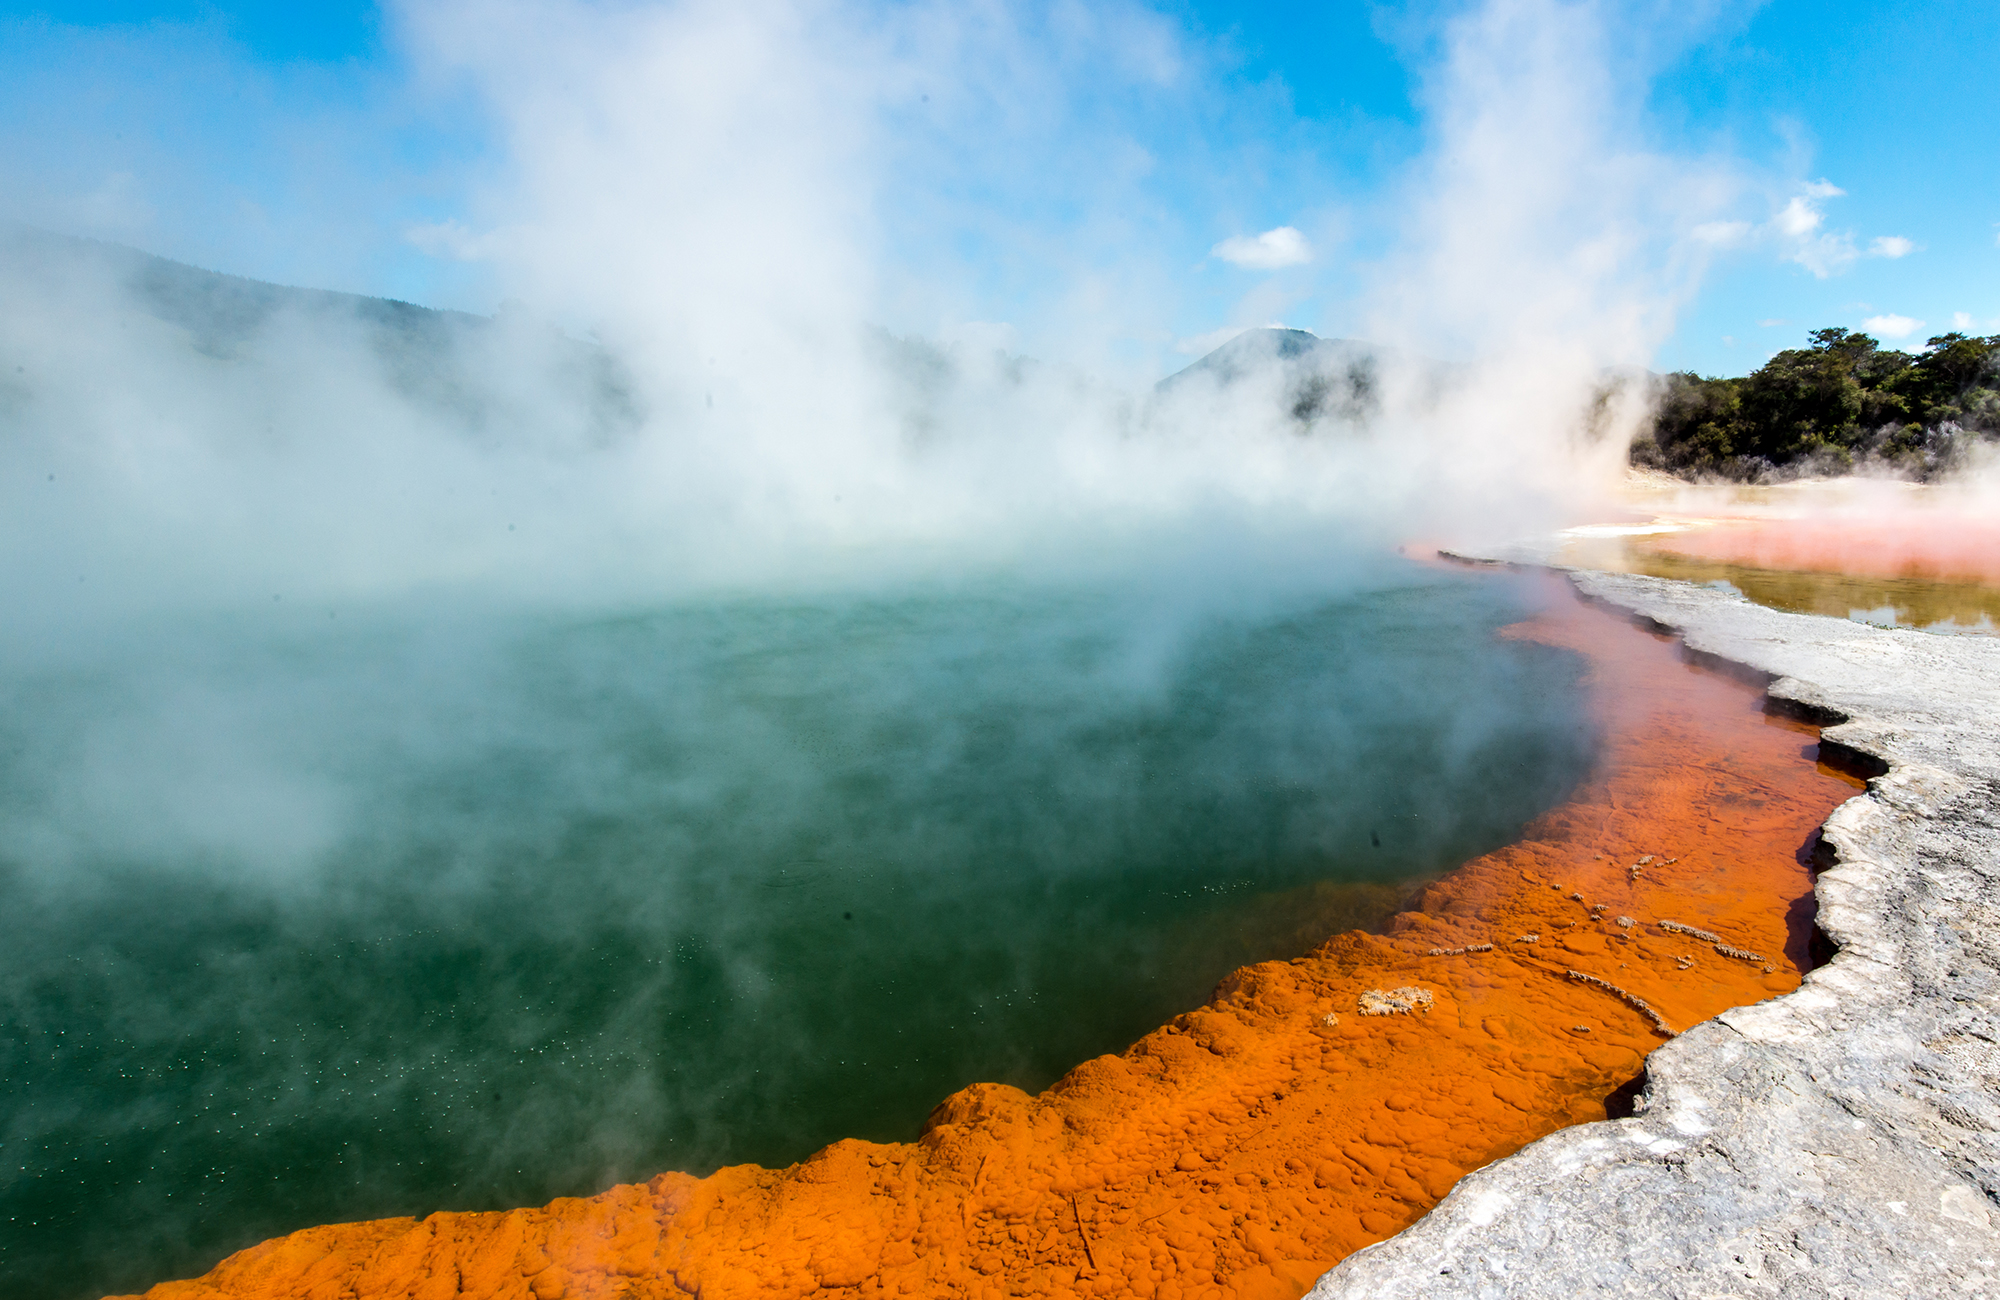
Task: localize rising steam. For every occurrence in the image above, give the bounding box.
[0,5,1795,1298]
[0,0,1768,634]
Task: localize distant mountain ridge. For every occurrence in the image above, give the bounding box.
[1,223,486,355]
[1156,327,1381,429]
[1157,327,1359,387]
[0,224,641,442]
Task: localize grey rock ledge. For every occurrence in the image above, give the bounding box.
[1308,567,2000,1299]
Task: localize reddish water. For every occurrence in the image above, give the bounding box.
[1648,515,2000,585]
[1559,515,2000,633]
[119,579,1863,1300]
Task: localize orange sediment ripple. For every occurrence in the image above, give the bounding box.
[119,581,1863,1300]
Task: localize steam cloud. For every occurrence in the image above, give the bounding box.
[0,0,1768,634]
[0,3,1825,1298]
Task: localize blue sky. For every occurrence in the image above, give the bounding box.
[1646,0,2000,372]
[1,0,1994,378]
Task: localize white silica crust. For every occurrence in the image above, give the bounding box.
[1308,564,2000,1300]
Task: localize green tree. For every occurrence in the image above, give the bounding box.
[1639,372,1742,473]
[1884,332,2000,432]
[1733,333,1867,465]
[1634,327,2000,481]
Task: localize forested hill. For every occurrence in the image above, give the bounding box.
[1632,328,2000,481]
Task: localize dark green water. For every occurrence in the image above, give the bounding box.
[0,563,1594,1298]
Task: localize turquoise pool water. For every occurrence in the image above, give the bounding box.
[0,562,1594,1298]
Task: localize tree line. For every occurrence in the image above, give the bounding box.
[1632,329,2000,480]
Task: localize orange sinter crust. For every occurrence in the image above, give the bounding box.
[118,580,1863,1300]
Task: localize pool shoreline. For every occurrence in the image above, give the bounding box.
[1311,562,2000,1297]
[108,573,1867,1300]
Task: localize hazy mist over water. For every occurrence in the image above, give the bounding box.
[0,2,1807,1295]
[1,563,1595,1298]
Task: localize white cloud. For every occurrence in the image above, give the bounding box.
[1712,183,1909,279]
[1863,313,1922,339]
[403,219,505,262]
[1757,318,1787,327]
[1774,196,1823,239]
[1171,322,1292,355]
[1173,325,1249,355]
[1773,181,1857,278]
[1954,312,1974,331]
[940,320,1017,354]
[1691,220,1751,246]
[1210,226,1312,270]
[1788,232,1857,278]
[72,170,156,235]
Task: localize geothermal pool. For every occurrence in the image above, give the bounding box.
[1558,501,2000,634]
[1,560,1596,1299]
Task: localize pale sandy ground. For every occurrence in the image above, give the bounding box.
[1614,468,1977,520]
